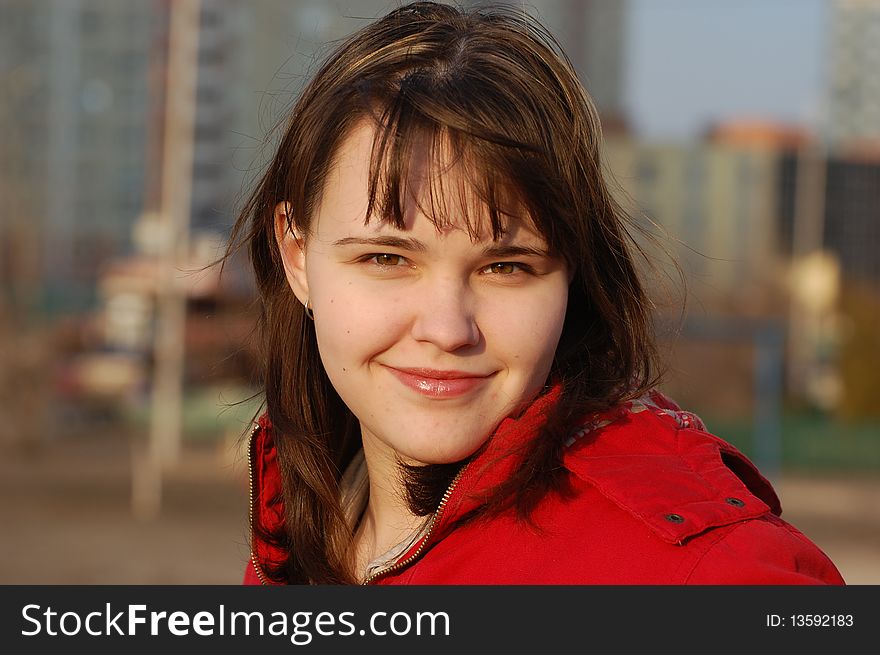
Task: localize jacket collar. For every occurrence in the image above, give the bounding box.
[560,392,782,544]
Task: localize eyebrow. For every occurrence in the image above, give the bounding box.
[331,236,549,258]
[481,244,550,259]
[332,236,428,252]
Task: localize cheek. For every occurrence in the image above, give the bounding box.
[492,285,568,366]
[311,281,408,368]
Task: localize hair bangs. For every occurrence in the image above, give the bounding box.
[361,89,548,246]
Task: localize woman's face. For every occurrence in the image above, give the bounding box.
[278,122,570,466]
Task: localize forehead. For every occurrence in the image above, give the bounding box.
[314,120,542,243]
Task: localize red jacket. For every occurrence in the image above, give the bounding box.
[244,387,845,585]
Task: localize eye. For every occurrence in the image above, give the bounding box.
[367,253,407,267]
[482,262,526,275]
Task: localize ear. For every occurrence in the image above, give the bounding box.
[274,201,310,305]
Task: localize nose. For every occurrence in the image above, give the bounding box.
[410,278,481,352]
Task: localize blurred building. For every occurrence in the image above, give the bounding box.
[604,135,783,312]
[826,0,880,152]
[822,159,880,287]
[706,120,813,151]
[777,154,880,289]
[0,0,156,315]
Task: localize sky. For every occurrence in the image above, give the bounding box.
[625,0,829,140]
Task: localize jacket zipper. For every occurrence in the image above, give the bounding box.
[247,423,270,585]
[248,423,469,586]
[361,464,468,585]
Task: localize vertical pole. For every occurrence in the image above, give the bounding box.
[753,323,784,483]
[46,0,81,313]
[133,0,200,520]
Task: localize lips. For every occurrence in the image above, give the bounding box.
[383,366,494,398]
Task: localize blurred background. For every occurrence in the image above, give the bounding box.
[0,0,877,584]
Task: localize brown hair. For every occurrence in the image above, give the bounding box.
[227,1,662,584]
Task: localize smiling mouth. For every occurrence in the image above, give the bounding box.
[383,366,494,398]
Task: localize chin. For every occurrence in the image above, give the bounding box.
[396,437,488,467]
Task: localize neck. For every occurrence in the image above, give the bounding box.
[353,437,426,577]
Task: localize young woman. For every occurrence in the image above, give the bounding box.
[229,1,844,585]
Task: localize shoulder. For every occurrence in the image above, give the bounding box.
[559,391,844,584]
[563,389,781,536]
